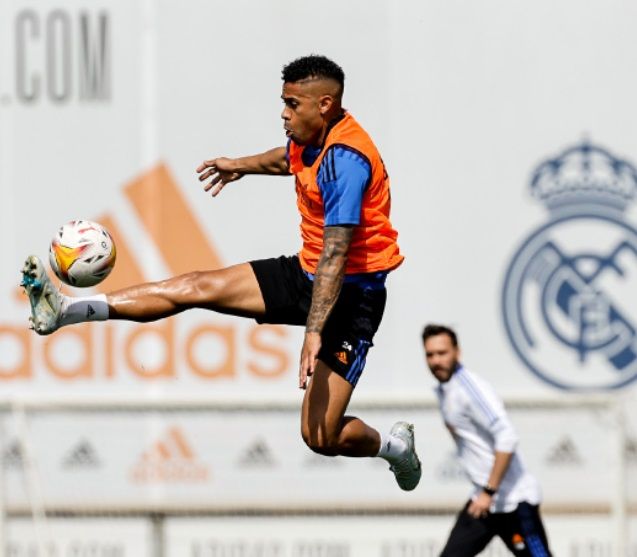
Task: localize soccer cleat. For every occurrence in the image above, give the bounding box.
[21,255,64,335]
[388,421,422,491]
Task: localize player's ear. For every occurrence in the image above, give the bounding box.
[318,94,334,115]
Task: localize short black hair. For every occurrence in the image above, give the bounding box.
[282,55,345,89]
[421,324,458,347]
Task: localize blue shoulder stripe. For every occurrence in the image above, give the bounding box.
[456,368,498,424]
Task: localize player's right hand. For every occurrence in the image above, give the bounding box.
[196,157,244,197]
[468,492,492,519]
[299,331,321,389]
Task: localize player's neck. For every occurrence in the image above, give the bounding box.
[310,110,345,147]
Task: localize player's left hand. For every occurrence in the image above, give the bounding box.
[468,492,492,519]
[196,157,243,197]
[299,331,321,389]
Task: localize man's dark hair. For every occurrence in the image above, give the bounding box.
[282,55,345,89]
[421,324,459,347]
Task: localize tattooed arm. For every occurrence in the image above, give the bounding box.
[299,225,354,389]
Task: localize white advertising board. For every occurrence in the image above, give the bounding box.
[0,0,636,400]
[4,514,636,557]
[7,518,152,556]
[1,405,628,510]
[164,515,637,557]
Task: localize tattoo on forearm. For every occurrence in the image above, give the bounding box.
[306,226,353,334]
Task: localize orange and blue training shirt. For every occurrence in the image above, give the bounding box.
[287,112,403,280]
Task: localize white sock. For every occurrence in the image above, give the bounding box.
[376,432,407,463]
[60,294,109,326]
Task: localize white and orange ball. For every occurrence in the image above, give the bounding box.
[49,220,116,287]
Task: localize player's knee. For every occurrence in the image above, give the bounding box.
[301,426,340,456]
[305,438,339,457]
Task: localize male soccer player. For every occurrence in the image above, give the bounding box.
[422,324,551,556]
[21,55,421,490]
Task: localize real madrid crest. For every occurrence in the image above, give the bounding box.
[502,141,637,391]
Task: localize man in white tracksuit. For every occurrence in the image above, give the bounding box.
[422,324,552,557]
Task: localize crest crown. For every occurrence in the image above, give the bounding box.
[530,141,637,213]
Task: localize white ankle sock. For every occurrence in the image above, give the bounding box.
[60,294,109,326]
[376,432,407,463]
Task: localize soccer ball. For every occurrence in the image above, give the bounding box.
[49,220,117,287]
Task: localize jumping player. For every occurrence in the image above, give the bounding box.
[21,55,421,490]
[422,324,551,555]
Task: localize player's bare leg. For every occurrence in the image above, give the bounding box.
[301,361,379,457]
[21,256,266,334]
[107,262,265,321]
[300,360,422,490]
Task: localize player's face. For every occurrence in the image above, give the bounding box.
[424,334,460,383]
[281,80,331,146]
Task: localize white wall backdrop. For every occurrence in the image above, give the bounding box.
[0,0,635,402]
[1,0,637,400]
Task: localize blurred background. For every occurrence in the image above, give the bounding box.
[1,0,636,554]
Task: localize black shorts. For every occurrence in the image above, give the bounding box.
[440,501,552,557]
[249,255,387,386]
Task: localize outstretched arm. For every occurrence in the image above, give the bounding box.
[196,146,290,197]
[299,225,353,389]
